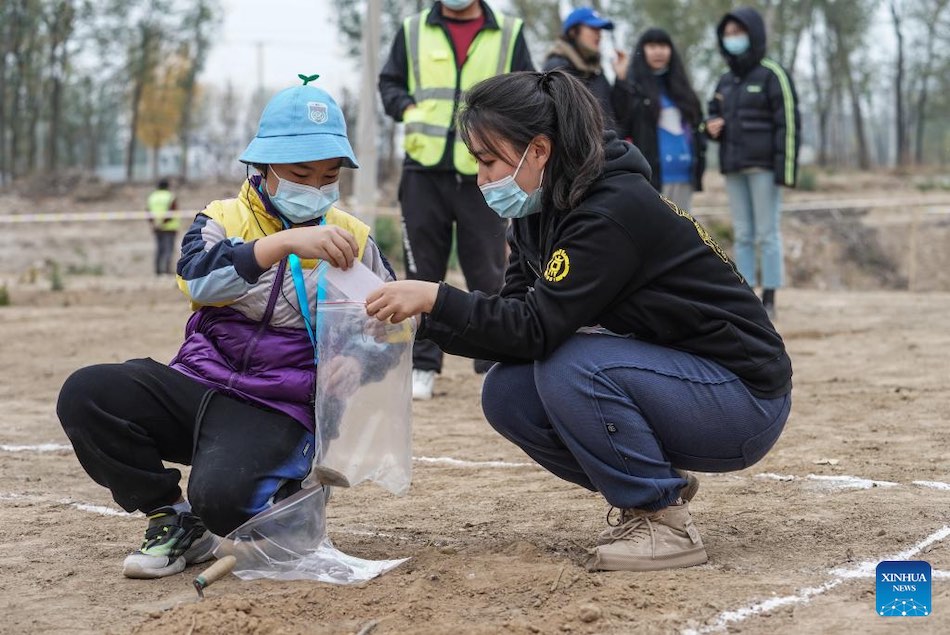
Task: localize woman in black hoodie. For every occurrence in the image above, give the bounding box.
[366,70,792,573]
[614,28,706,211]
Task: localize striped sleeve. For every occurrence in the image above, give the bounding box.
[761,58,800,187]
[176,213,267,305]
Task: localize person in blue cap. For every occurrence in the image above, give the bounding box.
[56,75,396,579]
[543,6,628,130]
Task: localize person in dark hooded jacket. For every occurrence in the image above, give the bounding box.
[706,7,801,319]
[614,28,706,211]
[543,6,628,130]
[365,71,792,573]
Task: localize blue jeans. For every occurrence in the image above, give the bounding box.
[725,170,784,288]
[481,335,790,511]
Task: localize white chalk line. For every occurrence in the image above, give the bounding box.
[682,524,950,635]
[0,443,72,453]
[755,472,900,490]
[0,444,536,470]
[0,491,141,517]
[413,456,535,469]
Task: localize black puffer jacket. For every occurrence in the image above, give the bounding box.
[707,7,801,186]
[421,134,792,399]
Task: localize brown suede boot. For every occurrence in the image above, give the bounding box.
[587,502,708,572]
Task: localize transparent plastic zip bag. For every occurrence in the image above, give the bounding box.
[214,486,408,582]
[211,261,414,583]
[307,299,415,495]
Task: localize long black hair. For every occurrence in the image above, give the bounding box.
[628,28,702,126]
[457,70,604,213]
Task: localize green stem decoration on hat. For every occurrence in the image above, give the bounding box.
[298,73,320,85]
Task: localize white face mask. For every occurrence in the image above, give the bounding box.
[441,0,477,10]
[267,168,339,224]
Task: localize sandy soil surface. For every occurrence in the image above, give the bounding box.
[1,276,948,635]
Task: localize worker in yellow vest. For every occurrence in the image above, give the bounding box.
[379,0,534,400]
[147,178,180,275]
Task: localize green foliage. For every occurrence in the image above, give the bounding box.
[47,259,64,292]
[703,217,734,248]
[0,284,9,307]
[798,165,819,191]
[374,215,404,265]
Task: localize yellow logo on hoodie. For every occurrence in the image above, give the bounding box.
[544,249,570,282]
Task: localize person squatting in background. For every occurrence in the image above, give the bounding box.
[57,77,396,579]
[706,6,800,320]
[378,0,534,400]
[365,70,792,572]
[147,178,180,276]
[614,28,706,212]
[543,6,628,132]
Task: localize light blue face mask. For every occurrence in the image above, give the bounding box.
[479,147,543,220]
[722,34,750,56]
[268,168,339,224]
[441,0,476,10]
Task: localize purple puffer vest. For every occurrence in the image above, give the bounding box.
[170,259,317,431]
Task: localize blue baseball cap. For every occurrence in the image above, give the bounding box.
[563,7,614,33]
[240,76,358,168]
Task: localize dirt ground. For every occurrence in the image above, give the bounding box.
[1,181,949,634]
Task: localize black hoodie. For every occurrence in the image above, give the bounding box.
[420,134,792,399]
[707,7,801,186]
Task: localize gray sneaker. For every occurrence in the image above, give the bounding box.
[122,507,216,579]
[587,502,708,572]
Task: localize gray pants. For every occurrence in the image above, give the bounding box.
[661,182,694,212]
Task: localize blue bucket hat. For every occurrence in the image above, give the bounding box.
[563,7,614,33]
[240,74,359,168]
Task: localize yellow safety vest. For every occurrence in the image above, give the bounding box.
[403,9,522,175]
[147,189,180,231]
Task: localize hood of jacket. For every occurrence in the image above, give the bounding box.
[717,6,767,76]
[546,38,602,77]
[602,131,653,182]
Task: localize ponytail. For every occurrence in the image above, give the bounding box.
[458,70,605,211]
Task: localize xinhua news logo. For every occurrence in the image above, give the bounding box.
[876,560,931,617]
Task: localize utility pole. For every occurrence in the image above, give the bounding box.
[256,41,265,94]
[354,0,381,230]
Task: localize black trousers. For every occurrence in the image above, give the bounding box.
[399,169,507,373]
[56,358,314,536]
[154,230,177,275]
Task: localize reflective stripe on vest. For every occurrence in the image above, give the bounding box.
[404,9,521,175]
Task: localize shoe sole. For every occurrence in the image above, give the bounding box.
[678,470,699,502]
[585,545,708,572]
[123,555,187,579]
[122,531,217,579]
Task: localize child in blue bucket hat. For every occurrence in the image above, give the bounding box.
[56,75,397,579]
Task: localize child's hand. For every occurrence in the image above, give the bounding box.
[365,281,439,323]
[323,355,361,398]
[284,226,359,270]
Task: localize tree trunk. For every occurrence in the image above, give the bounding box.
[126,23,156,182]
[889,1,907,166]
[844,60,870,169]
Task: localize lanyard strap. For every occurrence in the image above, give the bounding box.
[283,217,324,367]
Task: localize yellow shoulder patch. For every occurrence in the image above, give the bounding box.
[544,249,570,282]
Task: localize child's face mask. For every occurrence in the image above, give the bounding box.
[268,167,340,224]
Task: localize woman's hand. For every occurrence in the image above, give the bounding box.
[612,50,629,81]
[706,117,725,139]
[255,226,358,270]
[365,281,439,323]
